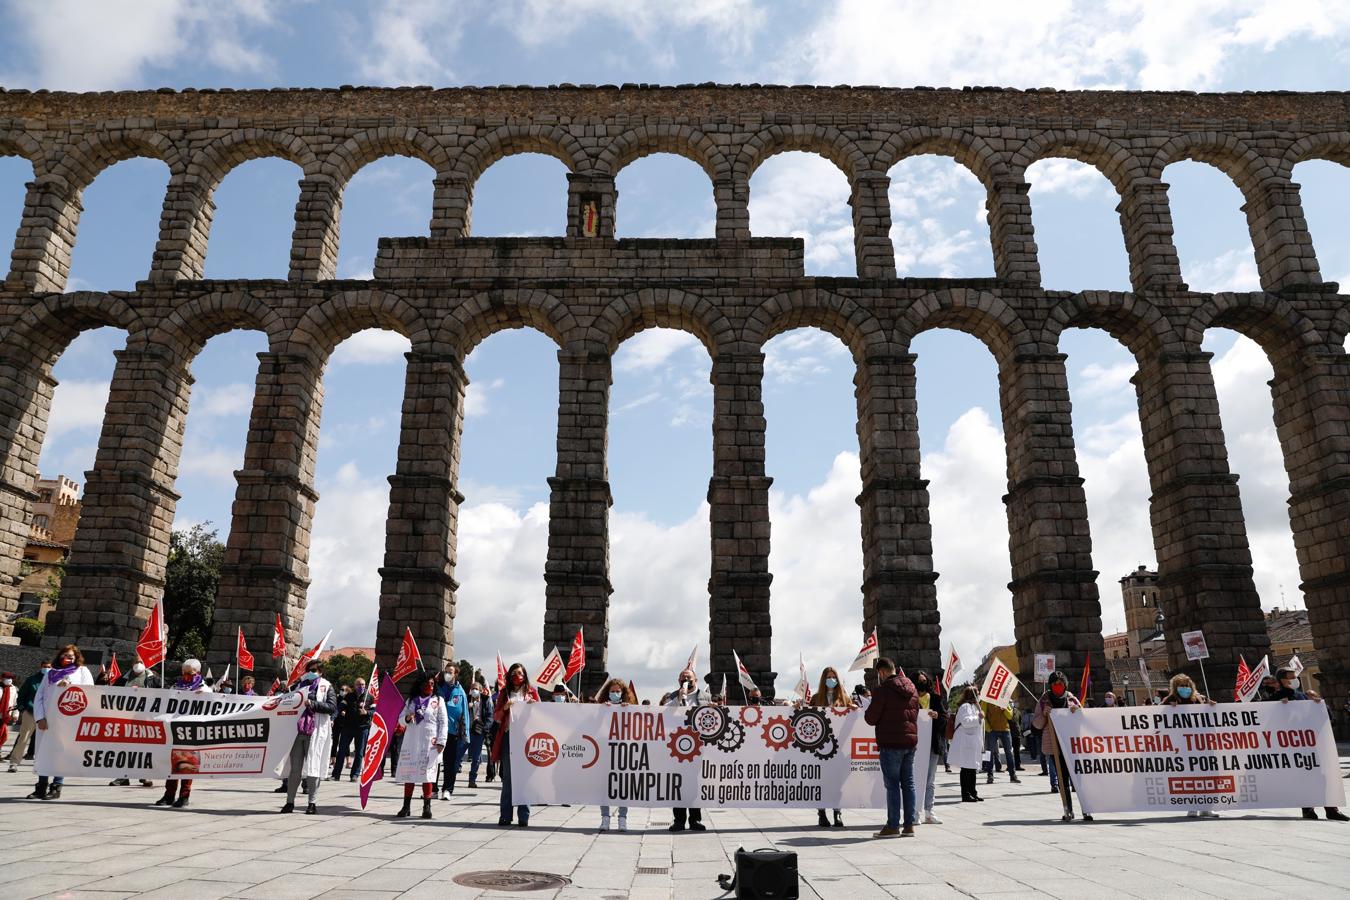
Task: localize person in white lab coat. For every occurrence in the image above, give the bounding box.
[947,686,986,803]
[279,659,336,814]
[393,671,447,819]
[30,644,94,800]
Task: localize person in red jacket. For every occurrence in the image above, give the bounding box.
[863,657,919,838]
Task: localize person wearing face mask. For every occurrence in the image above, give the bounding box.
[596,677,637,831]
[1032,670,1091,822]
[807,666,856,828]
[7,664,46,773]
[1267,667,1349,822]
[434,664,470,800]
[154,659,212,808]
[659,668,708,832]
[1160,673,1220,818]
[911,670,947,825]
[491,662,536,826]
[1102,691,1117,708]
[115,660,162,690]
[465,679,493,788]
[0,672,16,760]
[278,659,336,815]
[332,677,373,783]
[393,671,447,819]
[31,645,93,800]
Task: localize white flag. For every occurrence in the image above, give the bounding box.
[1137,657,1154,695]
[942,645,962,692]
[1286,655,1304,676]
[733,650,757,692]
[1235,655,1270,703]
[795,653,812,703]
[684,646,699,676]
[215,664,231,689]
[719,673,727,700]
[848,629,879,672]
[978,657,1021,709]
[535,647,565,691]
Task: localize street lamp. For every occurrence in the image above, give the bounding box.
[1123,673,1131,706]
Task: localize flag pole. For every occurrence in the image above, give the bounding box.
[1198,658,1211,698]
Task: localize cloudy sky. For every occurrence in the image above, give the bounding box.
[3,0,1349,697]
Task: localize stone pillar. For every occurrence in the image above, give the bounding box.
[999,353,1107,701]
[848,173,897,278]
[1133,350,1268,686]
[545,348,612,698]
[1270,350,1350,735]
[1117,180,1187,293]
[209,353,323,672]
[149,172,213,282]
[708,352,775,695]
[715,176,750,241]
[5,177,81,294]
[376,352,467,671]
[289,176,342,281]
[854,352,940,673]
[432,174,472,238]
[0,363,55,643]
[46,347,191,647]
[566,174,616,239]
[1241,177,1324,293]
[986,179,1041,283]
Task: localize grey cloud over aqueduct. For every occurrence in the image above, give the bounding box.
[0,84,1346,723]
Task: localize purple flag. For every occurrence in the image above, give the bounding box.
[359,672,404,809]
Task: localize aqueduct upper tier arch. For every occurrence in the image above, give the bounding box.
[0,85,1347,713]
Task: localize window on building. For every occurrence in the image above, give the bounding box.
[17,593,39,618]
[33,514,49,529]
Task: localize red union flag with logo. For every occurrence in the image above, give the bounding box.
[286,630,331,687]
[979,657,1020,709]
[236,627,255,671]
[272,613,286,659]
[563,628,585,684]
[135,601,167,669]
[1235,655,1269,703]
[358,672,403,808]
[535,647,565,691]
[391,627,422,683]
[943,645,962,692]
[104,653,121,685]
[848,629,879,672]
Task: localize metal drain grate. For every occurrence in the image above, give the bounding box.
[636,866,670,875]
[451,870,573,891]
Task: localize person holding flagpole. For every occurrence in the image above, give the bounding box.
[912,670,947,825]
[807,665,855,828]
[30,645,93,800]
[393,671,446,819]
[659,665,709,832]
[154,658,210,809]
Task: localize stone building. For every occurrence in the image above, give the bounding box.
[1265,607,1320,690]
[16,474,81,624]
[0,85,1346,714]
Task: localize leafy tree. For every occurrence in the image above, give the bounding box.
[14,616,43,646]
[323,652,374,690]
[164,523,223,661]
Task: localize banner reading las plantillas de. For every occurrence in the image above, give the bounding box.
[36,684,301,780]
[1052,701,1344,814]
[510,702,931,808]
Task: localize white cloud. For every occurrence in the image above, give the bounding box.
[329,330,412,366]
[1026,159,1117,199]
[1077,361,1136,399]
[178,447,240,483]
[43,379,110,441]
[463,377,505,418]
[1184,247,1262,292]
[614,329,703,373]
[191,382,253,418]
[764,329,849,385]
[496,0,766,60]
[749,153,855,276]
[348,0,465,86]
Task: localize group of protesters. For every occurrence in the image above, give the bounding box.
[3,644,1345,834]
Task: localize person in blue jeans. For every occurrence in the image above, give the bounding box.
[492,663,535,826]
[434,664,470,800]
[863,656,919,838]
[464,679,493,788]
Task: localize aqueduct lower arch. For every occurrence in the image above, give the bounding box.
[0,85,1347,716]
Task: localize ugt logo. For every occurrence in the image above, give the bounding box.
[57,686,88,716]
[360,714,390,788]
[525,732,559,767]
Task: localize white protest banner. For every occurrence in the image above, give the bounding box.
[1033,654,1056,684]
[509,702,931,809]
[1051,701,1345,815]
[978,658,1020,709]
[848,629,879,672]
[1235,655,1270,704]
[35,684,302,780]
[1181,630,1210,661]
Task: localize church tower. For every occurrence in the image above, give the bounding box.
[1120,565,1160,657]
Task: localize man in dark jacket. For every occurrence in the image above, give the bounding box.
[331,678,373,781]
[863,657,919,838]
[1270,667,1348,821]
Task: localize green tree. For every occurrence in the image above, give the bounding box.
[13,616,43,646]
[323,652,374,690]
[164,523,223,661]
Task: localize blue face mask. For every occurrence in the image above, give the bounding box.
[302,672,319,683]
[825,678,838,689]
[553,694,566,703]
[608,692,623,703]
[1177,686,1193,699]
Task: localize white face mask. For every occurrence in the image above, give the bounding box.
[1290,678,1301,690]
[132,663,145,674]
[2,678,11,686]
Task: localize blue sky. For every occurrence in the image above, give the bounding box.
[3,1,1349,696]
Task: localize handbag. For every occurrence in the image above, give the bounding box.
[717,847,798,899]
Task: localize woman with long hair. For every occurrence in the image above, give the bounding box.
[912,669,947,824]
[491,662,535,826]
[393,670,446,819]
[1161,673,1219,819]
[947,686,985,803]
[30,644,93,800]
[809,666,855,828]
[596,677,637,832]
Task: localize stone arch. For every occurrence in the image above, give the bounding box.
[895,288,1034,365]
[1043,292,1182,361]
[1147,133,1279,191]
[874,127,1012,190]
[1280,132,1350,177]
[188,129,318,187]
[319,128,452,185]
[733,124,871,187]
[0,131,45,169]
[594,288,735,358]
[744,288,887,363]
[49,130,182,191]
[1187,294,1322,381]
[287,289,433,363]
[450,124,588,185]
[148,290,289,361]
[1012,130,1145,195]
[597,125,730,182]
[442,288,575,358]
[1,292,141,371]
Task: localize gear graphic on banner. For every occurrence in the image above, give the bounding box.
[738,705,763,727]
[714,719,746,753]
[685,704,730,743]
[666,726,702,763]
[761,715,794,751]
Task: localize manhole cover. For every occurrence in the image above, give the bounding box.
[451,870,572,891]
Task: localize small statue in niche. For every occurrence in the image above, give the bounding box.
[580,198,600,238]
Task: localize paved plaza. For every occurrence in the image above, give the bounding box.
[2,754,1348,900]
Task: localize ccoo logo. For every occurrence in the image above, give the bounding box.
[525,732,559,767]
[57,686,88,716]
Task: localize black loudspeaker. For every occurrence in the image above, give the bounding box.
[717,847,799,899]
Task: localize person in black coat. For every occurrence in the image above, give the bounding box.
[913,670,947,825]
[331,677,374,781]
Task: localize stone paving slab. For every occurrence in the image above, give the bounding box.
[2,758,1348,899]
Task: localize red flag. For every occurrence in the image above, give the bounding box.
[391,627,422,683]
[1234,655,1252,702]
[359,672,403,808]
[563,627,585,683]
[628,680,637,702]
[368,663,381,704]
[1078,656,1092,703]
[105,652,121,684]
[286,630,331,687]
[943,645,961,692]
[495,652,507,691]
[267,677,281,696]
[272,613,286,659]
[135,601,166,669]
[236,627,255,671]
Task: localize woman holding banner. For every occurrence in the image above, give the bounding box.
[156,658,211,809]
[492,662,535,827]
[913,670,947,824]
[597,677,637,832]
[808,666,855,828]
[948,686,985,803]
[1032,670,1091,823]
[30,644,93,800]
[393,671,446,819]
[1162,673,1221,819]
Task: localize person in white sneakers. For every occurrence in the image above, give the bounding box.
[912,670,947,825]
[597,678,636,832]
